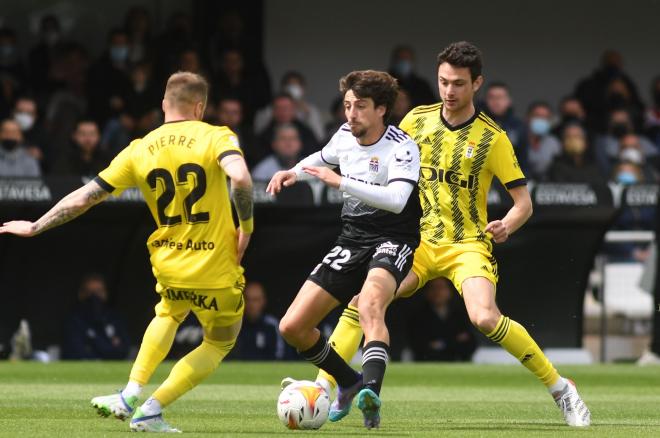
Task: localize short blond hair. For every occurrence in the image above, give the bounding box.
[164,71,209,108]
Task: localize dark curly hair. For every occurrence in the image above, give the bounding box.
[437,41,483,81]
[339,70,399,122]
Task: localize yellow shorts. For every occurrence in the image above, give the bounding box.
[400,240,498,297]
[154,275,246,330]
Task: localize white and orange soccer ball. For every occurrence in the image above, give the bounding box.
[277,380,330,430]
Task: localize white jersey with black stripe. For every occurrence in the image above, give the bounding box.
[321,123,422,245]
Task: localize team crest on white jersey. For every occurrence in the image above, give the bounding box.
[369,157,379,173]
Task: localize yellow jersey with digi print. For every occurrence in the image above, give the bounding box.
[399,102,526,247]
[96,120,243,289]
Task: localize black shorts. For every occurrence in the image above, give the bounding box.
[308,239,417,304]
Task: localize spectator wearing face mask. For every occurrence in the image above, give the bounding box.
[607,161,655,262]
[613,160,644,186]
[521,101,561,180]
[547,122,604,184]
[254,71,325,142]
[87,28,133,127]
[0,118,40,177]
[12,97,50,170]
[594,109,657,177]
[388,45,435,106]
[617,134,659,183]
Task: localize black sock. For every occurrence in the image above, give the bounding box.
[362,341,390,395]
[299,334,360,388]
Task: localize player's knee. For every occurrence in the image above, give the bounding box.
[469,310,499,334]
[279,316,303,344]
[468,306,500,334]
[357,297,385,326]
[204,337,236,355]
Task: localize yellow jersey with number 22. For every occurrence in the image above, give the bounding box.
[96,120,243,289]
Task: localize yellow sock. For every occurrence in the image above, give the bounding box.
[486,315,560,387]
[152,337,235,407]
[316,305,363,389]
[129,315,180,385]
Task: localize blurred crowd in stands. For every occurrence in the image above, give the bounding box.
[0,9,659,189]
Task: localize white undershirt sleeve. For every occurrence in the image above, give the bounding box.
[339,178,414,214]
[290,129,341,181]
[290,151,331,181]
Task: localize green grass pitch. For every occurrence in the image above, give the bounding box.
[1,361,659,437]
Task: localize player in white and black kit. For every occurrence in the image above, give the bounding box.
[267,70,421,429]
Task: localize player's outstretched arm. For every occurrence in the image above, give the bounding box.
[266,150,336,195]
[485,185,533,243]
[0,180,110,237]
[220,153,254,263]
[303,165,414,214]
[266,170,297,195]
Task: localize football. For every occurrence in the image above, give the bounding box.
[277,380,330,430]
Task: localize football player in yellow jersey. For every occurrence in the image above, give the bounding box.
[0,72,254,433]
[315,42,591,427]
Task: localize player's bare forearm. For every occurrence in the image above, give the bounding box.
[501,202,532,235]
[31,181,109,235]
[501,186,533,235]
[485,185,532,243]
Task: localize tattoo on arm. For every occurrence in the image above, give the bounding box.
[85,184,108,203]
[32,182,109,235]
[231,186,253,221]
